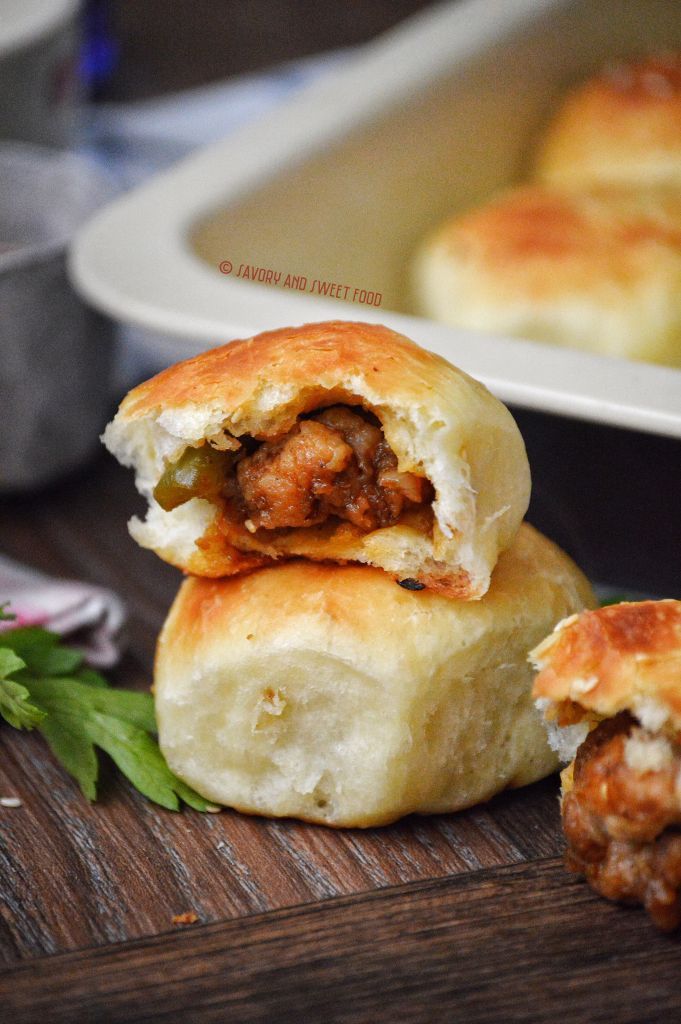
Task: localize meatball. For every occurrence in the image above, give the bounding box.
[563,713,681,930]
[237,406,430,531]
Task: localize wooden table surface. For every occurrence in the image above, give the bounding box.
[0,451,680,1023]
[2,3,680,1015]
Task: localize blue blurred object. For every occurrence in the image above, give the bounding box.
[80,0,118,98]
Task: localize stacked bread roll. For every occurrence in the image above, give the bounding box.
[105,320,594,826]
[414,55,681,367]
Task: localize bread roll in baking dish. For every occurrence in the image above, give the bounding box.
[534,55,681,190]
[154,523,595,828]
[413,186,681,366]
[103,321,530,598]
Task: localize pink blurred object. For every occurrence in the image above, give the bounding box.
[0,553,126,668]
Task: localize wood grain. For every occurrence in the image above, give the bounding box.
[0,705,562,963]
[2,858,679,1024]
[1,438,679,1020]
[0,455,563,965]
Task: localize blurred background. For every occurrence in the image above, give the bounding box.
[94,1,433,98]
[0,0,679,600]
[0,0,433,491]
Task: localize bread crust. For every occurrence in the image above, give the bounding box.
[413,186,681,366]
[104,320,531,597]
[154,523,595,827]
[535,55,681,189]
[532,600,681,736]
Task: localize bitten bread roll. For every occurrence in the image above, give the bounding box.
[154,523,595,828]
[103,321,531,598]
[534,55,681,190]
[413,186,681,366]
[532,600,681,930]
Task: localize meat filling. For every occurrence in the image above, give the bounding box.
[153,405,431,533]
[562,713,681,930]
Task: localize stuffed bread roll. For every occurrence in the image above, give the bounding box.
[154,523,595,828]
[532,600,681,930]
[103,321,530,598]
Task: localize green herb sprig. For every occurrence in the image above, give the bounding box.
[0,616,217,812]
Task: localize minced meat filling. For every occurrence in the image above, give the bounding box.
[153,405,431,532]
[563,713,681,930]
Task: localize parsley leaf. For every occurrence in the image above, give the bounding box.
[85,710,211,812]
[0,617,217,813]
[0,648,47,729]
[0,626,84,676]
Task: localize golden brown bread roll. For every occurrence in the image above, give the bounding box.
[103,320,531,598]
[413,185,681,366]
[534,55,681,190]
[154,523,595,828]
[532,600,681,930]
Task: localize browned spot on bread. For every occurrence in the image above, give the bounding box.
[599,55,681,106]
[447,190,589,264]
[533,601,681,731]
[121,321,447,426]
[581,601,681,655]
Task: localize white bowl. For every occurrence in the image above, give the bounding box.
[69,0,681,438]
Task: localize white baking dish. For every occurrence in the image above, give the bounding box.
[70,0,681,438]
